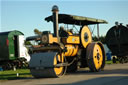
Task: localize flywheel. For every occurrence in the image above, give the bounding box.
[80,26,92,48]
[86,42,105,72]
[29,52,66,78]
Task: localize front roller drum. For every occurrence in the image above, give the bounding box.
[29,52,66,78]
[86,42,105,72]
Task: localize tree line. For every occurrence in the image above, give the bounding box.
[92,35,106,44]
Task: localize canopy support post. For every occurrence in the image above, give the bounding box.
[97,24,99,39]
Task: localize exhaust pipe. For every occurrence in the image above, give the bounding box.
[52,5,59,38]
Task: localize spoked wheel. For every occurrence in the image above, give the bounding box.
[54,53,67,77]
[30,52,67,78]
[86,42,105,72]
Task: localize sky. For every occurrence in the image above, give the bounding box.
[1,0,128,37]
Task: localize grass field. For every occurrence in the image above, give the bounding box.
[0,69,32,80]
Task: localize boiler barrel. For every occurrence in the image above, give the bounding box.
[105,25,128,57]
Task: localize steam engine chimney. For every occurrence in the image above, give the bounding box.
[52,5,59,38]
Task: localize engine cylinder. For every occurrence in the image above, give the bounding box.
[64,45,78,57]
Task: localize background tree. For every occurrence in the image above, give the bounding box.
[25,41,32,45]
[92,35,106,44]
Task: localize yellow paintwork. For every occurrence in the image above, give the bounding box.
[80,26,92,48]
[64,45,78,57]
[93,44,103,70]
[67,31,72,35]
[54,53,64,75]
[42,34,58,44]
[49,34,58,44]
[61,31,80,44]
[71,45,78,56]
[62,36,80,44]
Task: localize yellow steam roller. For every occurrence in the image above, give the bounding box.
[29,5,107,78]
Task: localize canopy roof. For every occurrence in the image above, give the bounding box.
[45,14,108,26]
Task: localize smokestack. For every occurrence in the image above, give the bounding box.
[115,21,119,28]
[52,5,59,38]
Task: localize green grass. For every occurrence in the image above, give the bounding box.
[105,60,113,64]
[105,60,119,65]
[0,69,32,80]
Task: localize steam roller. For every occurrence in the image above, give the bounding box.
[29,5,107,78]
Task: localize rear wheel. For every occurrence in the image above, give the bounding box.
[86,42,105,72]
